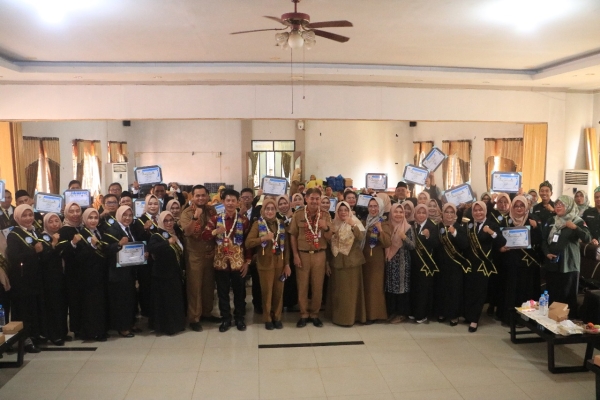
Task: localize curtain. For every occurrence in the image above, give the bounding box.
[521,124,547,192]
[22,137,41,196]
[442,140,471,189]
[42,138,61,194]
[413,141,433,166]
[585,128,599,189]
[11,123,27,191]
[281,152,292,178]
[484,138,523,190]
[108,141,128,163]
[73,139,102,196]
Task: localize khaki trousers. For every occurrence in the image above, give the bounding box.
[186,248,216,323]
[258,258,285,323]
[296,251,326,319]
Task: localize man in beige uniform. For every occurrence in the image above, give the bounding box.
[290,188,333,328]
[180,185,219,332]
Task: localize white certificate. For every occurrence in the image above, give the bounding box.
[421,147,447,172]
[365,173,388,190]
[329,198,338,212]
[214,203,225,214]
[0,180,5,202]
[443,184,475,206]
[34,192,63,214]
[501,226,531,249]
[134,200,145,218]
[64,190,91,208]
[135,165,162,185]
[117,242,147,267]
[491,172,522,193]
[261,176,288,196]
[402,164,429,186]
[2,226,13,238]
[357,194,372,207]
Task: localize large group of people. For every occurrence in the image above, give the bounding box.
[0,174,597,353]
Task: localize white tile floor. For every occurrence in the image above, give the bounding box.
[0,303,597,400]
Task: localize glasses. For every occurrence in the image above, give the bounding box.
[513,204,525,209]
[163,219,174,224]
[105,201,118,205]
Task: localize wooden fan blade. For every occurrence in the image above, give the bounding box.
[306,20,353,29]
[313,29,350,43]
[230,28,287,35]
[264,15,291,26]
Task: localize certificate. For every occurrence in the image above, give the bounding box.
[501,226,531,249]
[402,164,429,186]
[34,192,63,214]
[421,147,447,172]
[261,176,288,196]
[491,172,521,193]
[0,180,5,202]
[329,198,338,213]
[2,226,13,238]
[357,194,372,207]
[365,173,388,190]
[64,190,91,208]
[117,242,147,267]
[135,165,162,185]
[214,203,225,214]
[134,199,145,218]
[443,184,475,206]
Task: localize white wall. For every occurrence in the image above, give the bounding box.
[564,93,594,170]
[251,120,296,140]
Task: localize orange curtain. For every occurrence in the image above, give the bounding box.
[22,137,40,196]
[585,128,599,189]
[521,124,547,192]
[108,141,128,163]
[73,139,102,196]
[484,138,523,191]
[442,140,471,189]
[41,138,61,194]
[413,141,433,166]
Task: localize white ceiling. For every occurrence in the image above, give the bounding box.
[1,0,600,90]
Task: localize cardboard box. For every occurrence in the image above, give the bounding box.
[344,178,353,187]
[2,321,23,335]
[594,354,600,367]
[548,302,569,322]
[0,333,5,345]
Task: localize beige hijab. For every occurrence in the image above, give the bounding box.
[331,201,365,257]
[386,203,412,261]
[509,195,529,227]
[63,202,82,228]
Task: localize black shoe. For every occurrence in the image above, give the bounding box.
[51,338,65,346]
[64,335,73,342]
[265,322,274,330]
[25,343,41,353]
[364,320,375,325]
[312,318,323,328]
[189,322,203,332]
[236,319,247,331]
[437,317,446,323]
[219,320,231,333]
[296,318,307,328]
[468,325,478,333]
[273,320,283,329]
[254,306,263,315]
[131,327,143,333]
[449,320,458,327]
[94,335,108,342]
[118,331,135,338]
[201,315,222,323]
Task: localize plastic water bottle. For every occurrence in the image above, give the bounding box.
[539,294,547,316]
[0,305,5,331]
[544,290,550,308]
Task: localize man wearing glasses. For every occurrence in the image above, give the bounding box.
[99,194,120,231]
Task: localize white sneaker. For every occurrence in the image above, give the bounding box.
[408,316,415,320]
[416,317,428,324]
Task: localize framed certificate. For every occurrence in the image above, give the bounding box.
[134,199,145,218]
[0,180,5,202]
[357,194,372,207]
[491,172,522,193]
[64,189,91,208]
[214,203,225,214]
[402,164,429,186]
[117,242,147,267]
[135,165,163,185]
[443,184,475,206]
[34,192,63,214]
[500,226,531,249]
[421,147,447,172]
[329,198,338,212]
[261,176,288,196]
[365,173,388,190]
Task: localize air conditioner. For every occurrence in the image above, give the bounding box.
[562,169,595,197]
[105,162,129,193]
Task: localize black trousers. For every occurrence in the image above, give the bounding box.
[410,267,434,321]
[386,292,410,316]
[0,285,10,324]
[545,270,579,318]
[464,272,488,324]
[137,264,153,319]
[215,269,246,321]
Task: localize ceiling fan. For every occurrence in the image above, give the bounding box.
[230,0,353,50]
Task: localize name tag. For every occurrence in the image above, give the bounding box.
[552,234,559,243]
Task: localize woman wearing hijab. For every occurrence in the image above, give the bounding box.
[320,196,335,219]
[417,191,430,205]
[277,195,298,309]
[104,206,139,337]
[464,201,506,332]
[56,202,84,338]
[376,192,392,219]
[402,201,415,226]
[39,213,68,345]
[361,197,391,323]
[436,203,470,326]
[5,204,45,352]
[574,190,590,217]
[542,195,591,317]
[290,193,305,210]
[245,199,291,330]
[427,199,442,225]
[385,204,415,323]
[132,194,161,322]
[76,208,109,341]
[325,201,367,326]
[167,199,182,223]
[486,192,511,319]
[528,189,539,205]
[147,211,186,335]
[410,203,440,324]
[498,196,542,324]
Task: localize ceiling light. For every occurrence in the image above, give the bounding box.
[19,0,99,24]
[480,0,574,33]
[288,30,304,49]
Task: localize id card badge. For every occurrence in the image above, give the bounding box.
[552,234,559,243]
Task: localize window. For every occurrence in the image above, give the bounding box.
[251,140,295,152]
[73,140,102,196]
[442,140,471,190]
[22,137,61,195]
[413,141,433,166]
[108,141,128,163]
[249,141,295,188]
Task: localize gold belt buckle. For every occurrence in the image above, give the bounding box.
[309,250,315,254]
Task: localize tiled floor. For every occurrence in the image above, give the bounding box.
[0,303,597,399]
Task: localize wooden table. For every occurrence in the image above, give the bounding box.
[0,330,25,368]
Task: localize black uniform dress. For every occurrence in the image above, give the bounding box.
[500,215,542,323]
[410,219,440,321]
[56,225,84,335]
[132,213,158,321]
[487,209,510,320]
[437,222,470,321]
[76,227,108,339]
[98,214,117,233]
[0,206,14,320]
[464,218,506,324]
[147,229,186,335]
[582,207,600,242]
[279,211,298,309]
[532,201,556,226]
[103,224,138,333]
[5,227,44,340]
[39,232,68,342]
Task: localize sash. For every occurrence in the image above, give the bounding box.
[439,226,471,273]
[9,227,42,249]
[80,227,107,258]
[415,230,439,277]
[467,224,497,277]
